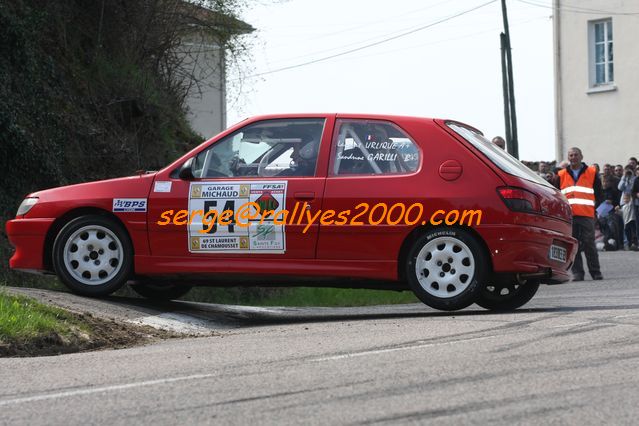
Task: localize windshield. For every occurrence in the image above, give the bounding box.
[447,123,554,188]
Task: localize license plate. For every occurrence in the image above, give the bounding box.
[549,244,567,263]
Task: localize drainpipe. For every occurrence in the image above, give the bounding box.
[553,0,564,162]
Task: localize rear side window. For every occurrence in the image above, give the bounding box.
[331,119,420,176]
[447,123,553,188]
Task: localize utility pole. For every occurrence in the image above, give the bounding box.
[500,33,512,150]
[500,0,519,159]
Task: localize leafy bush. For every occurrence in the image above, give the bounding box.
[0,0,251,286]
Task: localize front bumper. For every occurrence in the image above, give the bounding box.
[477,224,577,284]
[5,218,55,271]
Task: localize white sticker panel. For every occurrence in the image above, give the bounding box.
[187,181,287,254]
[154,181,172,193]
[113,198,147,212]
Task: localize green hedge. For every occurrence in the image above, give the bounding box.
[0,1,230,285]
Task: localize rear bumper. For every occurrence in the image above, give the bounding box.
[5,218,55,271]
[477,224,577,284]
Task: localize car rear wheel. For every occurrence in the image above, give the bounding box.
[475,280,540,311]
[405,228,488,311]
[131,282,193,301]
[52,215,132,297]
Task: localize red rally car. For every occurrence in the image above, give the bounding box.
[6,114,577,311]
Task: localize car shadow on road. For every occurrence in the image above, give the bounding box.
[100,295,639,327]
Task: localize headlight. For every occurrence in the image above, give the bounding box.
[16,197,38,216]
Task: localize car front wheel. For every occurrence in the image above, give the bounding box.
[405,228,488,311]
[52,215,133,297]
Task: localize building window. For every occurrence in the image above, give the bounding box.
[589,19,613,86]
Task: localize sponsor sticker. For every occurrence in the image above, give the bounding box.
[154,181,172,193]
[113,198,147,212]
[187,181,287,254]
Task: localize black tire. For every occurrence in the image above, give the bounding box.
[405,227,488,311]
[131,282,193,301]
[52,215,133,297]
[475,280,540,311]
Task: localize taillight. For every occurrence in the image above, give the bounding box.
[497,187,542,213]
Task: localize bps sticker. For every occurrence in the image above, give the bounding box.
[113,198,147,212]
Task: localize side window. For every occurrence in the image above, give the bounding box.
[331,120,420,176]
[192,118,325,178]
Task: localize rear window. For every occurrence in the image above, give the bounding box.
[447,123,554,188]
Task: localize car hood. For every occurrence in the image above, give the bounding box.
[28,173,157,201]
[22,173,157,219]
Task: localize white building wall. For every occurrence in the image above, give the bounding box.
[554,0,639,166]
[179,35,227,140]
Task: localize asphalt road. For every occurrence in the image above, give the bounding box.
[2,251,639,425]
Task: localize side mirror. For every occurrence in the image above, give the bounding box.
[178,158,195,180]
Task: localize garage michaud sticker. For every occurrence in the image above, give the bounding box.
[187,181,287,254]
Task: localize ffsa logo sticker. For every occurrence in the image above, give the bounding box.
[113,198,147,212]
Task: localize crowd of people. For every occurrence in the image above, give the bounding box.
[492,136,638,281]
[527,157,639,253]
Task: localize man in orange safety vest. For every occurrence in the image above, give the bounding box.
[556,147,604,281]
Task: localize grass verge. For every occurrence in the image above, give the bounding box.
[0,291,87,342]
[0,289,175,357]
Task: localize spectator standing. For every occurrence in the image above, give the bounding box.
[492,136,506,150]
[599,175,623,250]
[537,161,558,186]
[538,161,549,177]
[620,192,638,250]
[602,175,621,206]
[631,165,639,246]
[493,136,506,151]
[633,165,639,197]
[556,147,604,281]
[602,163,619,189]
[618,165,638,249]
[614,164,624,180]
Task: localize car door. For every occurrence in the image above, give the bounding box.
[317,117,423,261]
[147,116,333,263]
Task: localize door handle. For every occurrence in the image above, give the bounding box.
[294,192,315,200]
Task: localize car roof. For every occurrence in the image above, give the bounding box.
[233,114,482,136]
[238,113,436,122]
